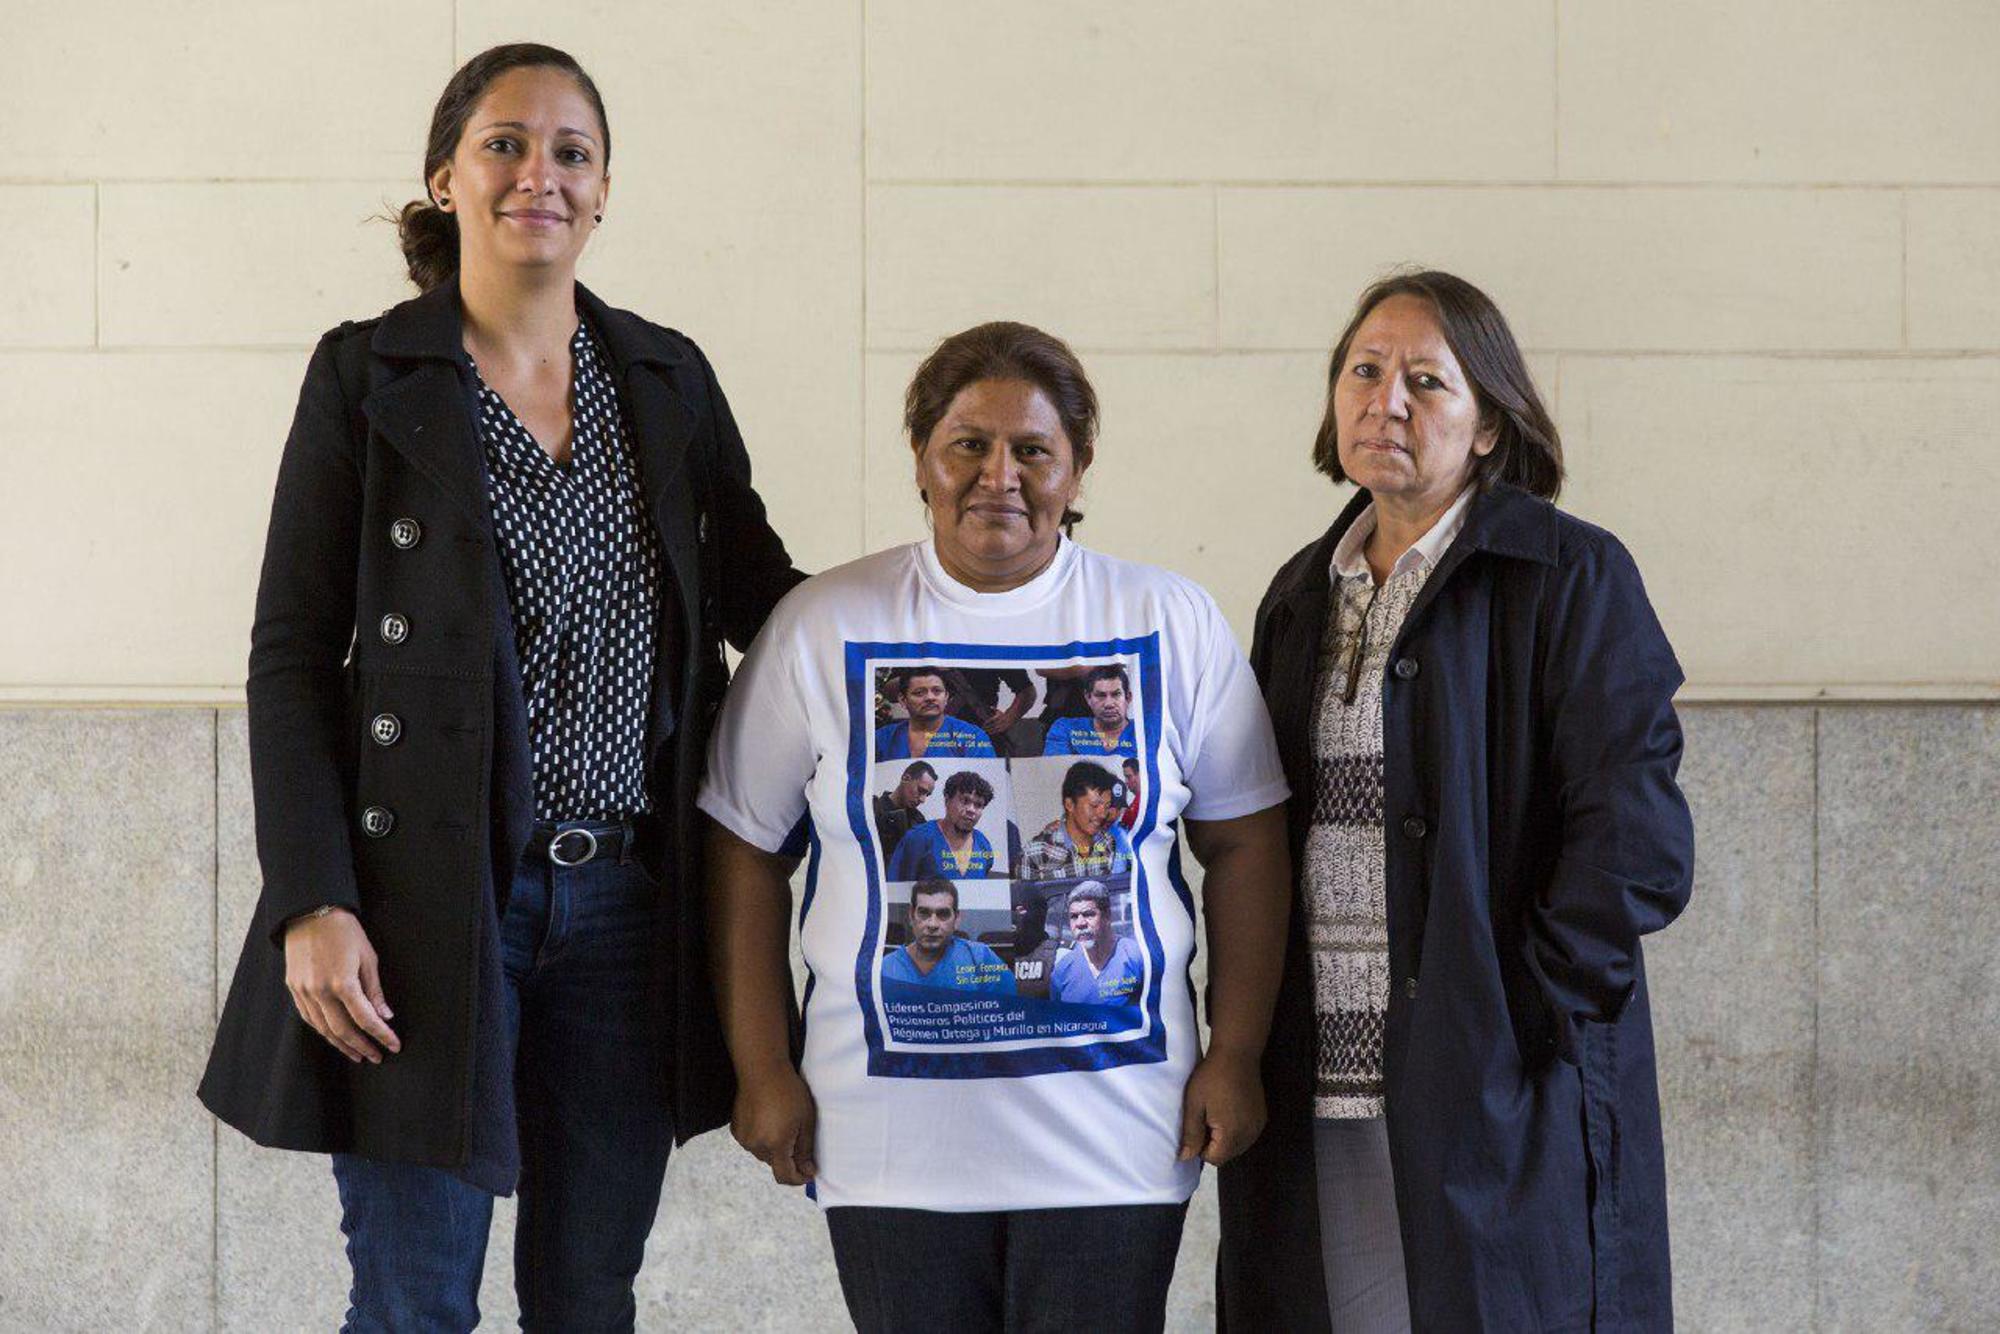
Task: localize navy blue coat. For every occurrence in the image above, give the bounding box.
[198,279,802,1190]
[1216,484,1694,1331]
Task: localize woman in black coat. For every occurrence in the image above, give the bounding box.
[1215,271,1694,1332]
[198,43,801,1329]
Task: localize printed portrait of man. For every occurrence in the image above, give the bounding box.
[1020,762,1134,882]
[1008,882,1062,1000]
[940,666,1039,758]
[873,760,936,860]
[887,769,999,880]
[1117,757,1142,832]
[1048,881,1143,1006]
[1040,663,1136,757]
[880,878,1016,993]
[875,666,997,759]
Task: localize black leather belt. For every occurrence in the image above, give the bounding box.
[528,818,640,868]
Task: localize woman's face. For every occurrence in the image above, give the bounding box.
[1332,294,1496,512]
[429,65,609,282]
[913,378,1083,590]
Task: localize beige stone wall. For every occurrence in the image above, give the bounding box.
[2,2,1995,696]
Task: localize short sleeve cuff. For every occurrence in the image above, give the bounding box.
[1181,778,1290,824]
[696,787,805,856]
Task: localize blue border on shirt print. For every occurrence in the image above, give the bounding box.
[847,634,1170,1079]
[798,822,822,1203]
[798,821,823,1038]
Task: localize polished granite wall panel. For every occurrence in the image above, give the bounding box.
[0,709,216,1331]
[210,708,518,1330]
[6,703,1998,1328]
[1816,708,2000,1331]
[1651,707,1817,1330]
[213,707,357,1331]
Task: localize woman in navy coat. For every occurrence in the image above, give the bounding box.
[198,43,801,1328]
[1216,271,1694,1331]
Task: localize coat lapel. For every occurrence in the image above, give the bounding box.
[574,284,701,752]
[577,282,696,508]
[1387,482,1561,655]
[620,366,698,518]
[359,279,707,545]
[361,279,702,753]
[362,280,493,536]
[361,364,493,535]
[1261,496,1358,810]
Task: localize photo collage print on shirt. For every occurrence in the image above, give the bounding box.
[845,636,1179,1079]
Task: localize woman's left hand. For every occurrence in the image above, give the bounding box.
[1177,1049,1267,1165]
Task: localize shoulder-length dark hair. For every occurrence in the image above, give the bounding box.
[903,321,1099,530]
[394,43,612,293]
[1312,270,1563,501]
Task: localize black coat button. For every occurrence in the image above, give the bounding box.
[361,806,395,837]
[1404,976,1418,999]
[1402,815,1428,840]
[380,613,409,645]
[370,713,402,746]
[1393,656,1419,680]
[389,518,422,549]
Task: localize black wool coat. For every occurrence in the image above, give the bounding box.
[198,279,802,1189]
[1216,484,1694,1332]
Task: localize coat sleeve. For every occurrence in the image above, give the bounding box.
[689,341,806,651]
[1247,567,1284,689]
[245,332,364,946]
[1528,531,1694,1064]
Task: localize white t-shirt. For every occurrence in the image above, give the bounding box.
[698,537,1289,1211]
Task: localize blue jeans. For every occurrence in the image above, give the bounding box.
[825,1201,1191,1333]
[332,824,673,1332]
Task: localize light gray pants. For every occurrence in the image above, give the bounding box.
[1313,1117,1413,1333]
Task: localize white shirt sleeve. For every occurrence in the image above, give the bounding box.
[696,599,818,854]
[1178,584,1290,822]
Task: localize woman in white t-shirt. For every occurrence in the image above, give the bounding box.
[699,322,1292,1332]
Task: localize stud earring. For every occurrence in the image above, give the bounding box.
[594,213,603,223]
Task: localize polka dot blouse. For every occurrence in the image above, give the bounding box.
[474,319,662,822]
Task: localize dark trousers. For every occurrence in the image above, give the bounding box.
[332,825,673,1332]
[826,1201,1191,1334]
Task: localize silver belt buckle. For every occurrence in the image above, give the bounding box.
[548,827,598,867]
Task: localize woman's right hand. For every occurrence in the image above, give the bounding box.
[283,908,401,1064]
[732,1066,818,1186]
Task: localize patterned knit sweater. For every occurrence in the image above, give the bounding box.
[1303,553,1440,1118]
